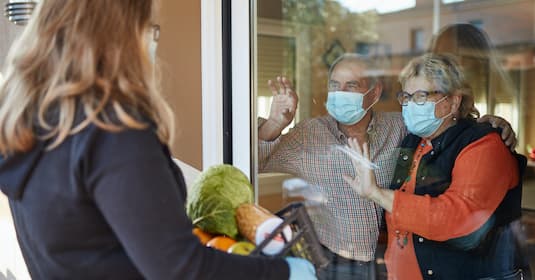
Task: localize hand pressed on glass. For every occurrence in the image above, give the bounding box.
[341,138,394,213]
[267,76,298,129]
[342,138,380,200]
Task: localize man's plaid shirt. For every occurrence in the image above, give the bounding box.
[259,112,406,261]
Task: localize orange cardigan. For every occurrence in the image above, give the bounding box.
[384,133,519,280]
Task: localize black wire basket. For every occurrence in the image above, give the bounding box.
[249,202,329,270]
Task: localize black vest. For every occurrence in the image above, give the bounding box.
[389,119,526,279]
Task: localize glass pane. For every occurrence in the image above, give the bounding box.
[255,0,535,278]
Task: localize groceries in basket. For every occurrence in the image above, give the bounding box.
[186,164,328,269]
[236,203,292,255]
[186,164,254,239]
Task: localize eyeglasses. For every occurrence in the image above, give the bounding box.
[151,24,160,42]
[396,90,446,106]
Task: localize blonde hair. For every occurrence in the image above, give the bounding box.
[399,53,480,120]
[0,0,174,155]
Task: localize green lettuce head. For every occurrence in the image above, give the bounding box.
[186,164,253,239]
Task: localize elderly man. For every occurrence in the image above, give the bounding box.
[258,53,515,280]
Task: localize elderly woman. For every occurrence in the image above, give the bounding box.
[344,53,526,279]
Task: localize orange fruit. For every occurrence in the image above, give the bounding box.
[192,227,214,245]
[206,236,237,251]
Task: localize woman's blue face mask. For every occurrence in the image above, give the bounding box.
[325,89,375,125]
[402,95,450,137]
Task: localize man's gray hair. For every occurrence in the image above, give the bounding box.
[328,53,381,86]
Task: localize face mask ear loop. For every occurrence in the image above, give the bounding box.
[434,95,455,120]
[362,86,379,112]
[433,95,449,105]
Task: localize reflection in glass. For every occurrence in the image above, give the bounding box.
[255,0,535,278]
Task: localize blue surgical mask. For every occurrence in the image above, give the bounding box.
[326,89,374,125]
[402,96,451,137]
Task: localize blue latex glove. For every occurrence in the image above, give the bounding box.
[285,257,317,280]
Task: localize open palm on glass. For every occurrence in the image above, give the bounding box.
[342,138,380,199]
[267,76,298,130]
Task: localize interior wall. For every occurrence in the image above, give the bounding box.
[0,19,24,73]
[157,0,203,170]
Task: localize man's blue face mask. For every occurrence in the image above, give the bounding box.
[325,88,375,125]
[402,95,451,137]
